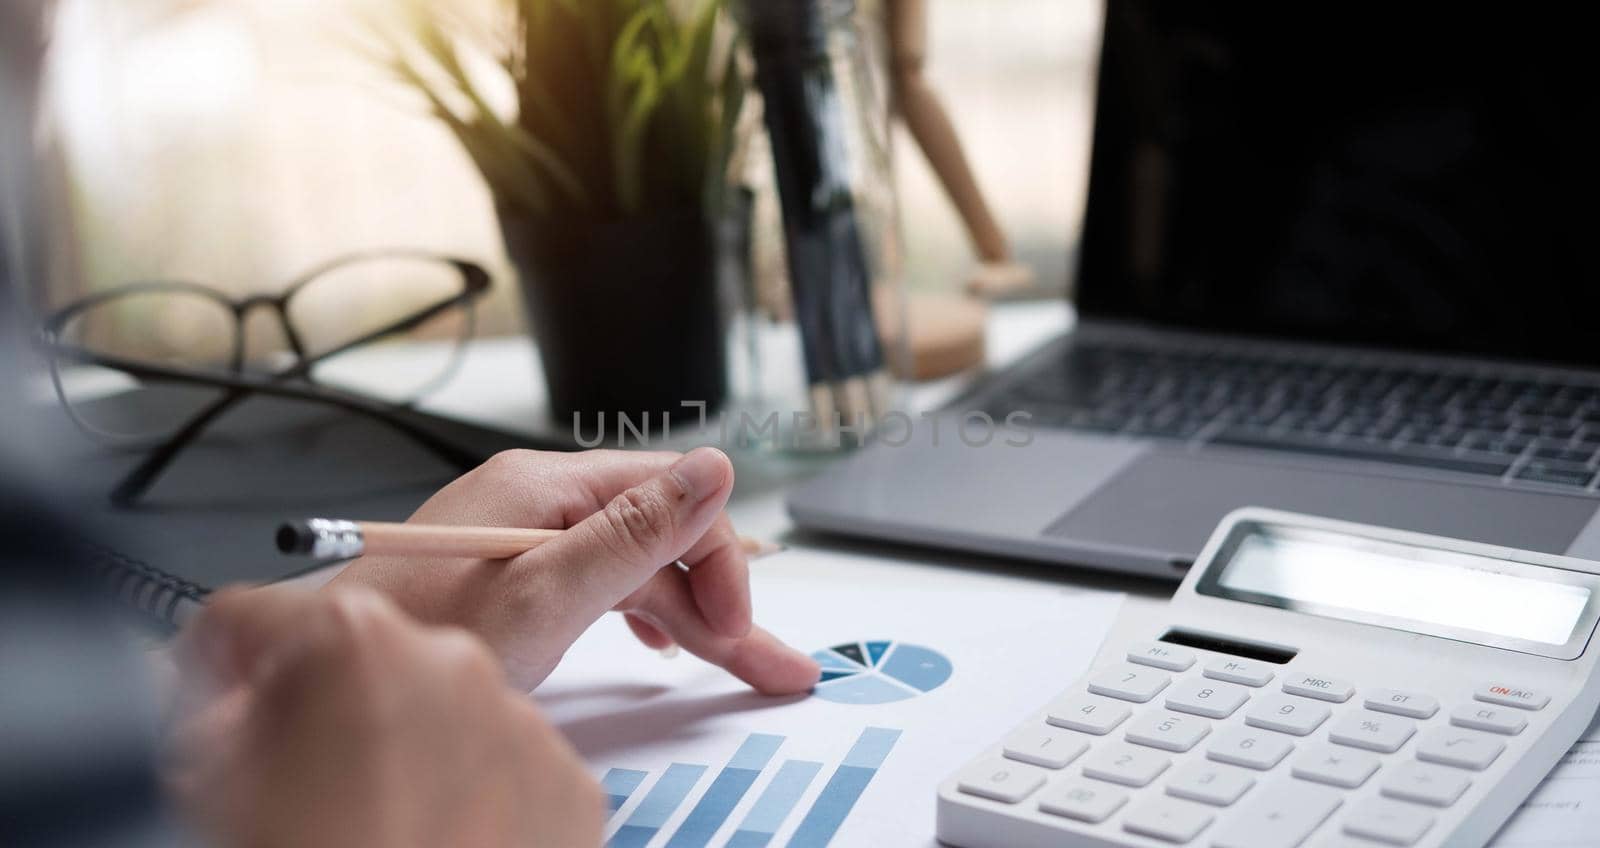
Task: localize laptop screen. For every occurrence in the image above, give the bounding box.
[1074,4,1598,368]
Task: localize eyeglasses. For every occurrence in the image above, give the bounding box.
[41,251,493,504]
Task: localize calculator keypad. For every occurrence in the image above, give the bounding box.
[955,646,1547,847]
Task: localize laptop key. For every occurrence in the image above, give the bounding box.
[1210,429,1513,477]
[1515,461,1596,489]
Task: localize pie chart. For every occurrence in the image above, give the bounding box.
[810,640,953,704]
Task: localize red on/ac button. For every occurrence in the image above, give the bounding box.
[1474,684,1551,711]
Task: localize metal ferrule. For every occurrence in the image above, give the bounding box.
[307,518,365,560]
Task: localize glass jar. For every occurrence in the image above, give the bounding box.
[722,0,908,452]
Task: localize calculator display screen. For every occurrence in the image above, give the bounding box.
[1201,524,1600,655]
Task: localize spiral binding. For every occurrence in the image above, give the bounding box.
[83,544,212,634]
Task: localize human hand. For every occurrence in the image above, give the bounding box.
[168,585,601,848]
[329,447,821,694]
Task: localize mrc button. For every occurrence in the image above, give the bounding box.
[1282,673,1354,703]
[1474,684,1550,711]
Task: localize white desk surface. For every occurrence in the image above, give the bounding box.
[315,299,1175,632]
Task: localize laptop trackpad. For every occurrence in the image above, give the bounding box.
[1046,450,1597,565]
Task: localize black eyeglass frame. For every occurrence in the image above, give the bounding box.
[40,251,493,505]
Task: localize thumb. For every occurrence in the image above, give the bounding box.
[520,447,734,631]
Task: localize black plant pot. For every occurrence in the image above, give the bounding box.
[503,211,728,430]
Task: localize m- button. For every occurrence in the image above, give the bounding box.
[1283,673,1354,703]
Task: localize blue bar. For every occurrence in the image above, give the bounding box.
[602,769,649,819]
[608,763,707,848]
[786,728,901,848]
[727,760,823,848]
[664,734,786,848]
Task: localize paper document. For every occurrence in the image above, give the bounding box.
[1491,709,1600,847]
[535,551,1125,848]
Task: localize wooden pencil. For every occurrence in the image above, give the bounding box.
[277,518,783,561]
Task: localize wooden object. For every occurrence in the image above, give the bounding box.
[886,0,1039,299]
[875,288,987,381]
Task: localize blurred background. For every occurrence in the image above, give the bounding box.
[37,0,1100,339]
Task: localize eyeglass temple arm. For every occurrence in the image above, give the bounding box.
[107,370,491,506]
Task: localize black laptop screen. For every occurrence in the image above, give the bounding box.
[1075,4,1598,367]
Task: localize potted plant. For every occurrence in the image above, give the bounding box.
[376,0,742,428]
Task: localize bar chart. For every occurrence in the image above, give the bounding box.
[603,726,902,848]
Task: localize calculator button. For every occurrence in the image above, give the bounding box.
[1166,678,1250,719]
[1166,762,1255,806]
[1364,689,1439,719]
[1088,663,1173,703]
[1415,728,1505,770]
[956,758,1046,803]
[1082,742,1173,787]
[1045,694,1131,735]
[1128,641,1197,671]
[1328,710,1417,754]
[1245,693,1332,736]
[1291,743,1381,788]
[1038,779,1127,823]
[1449,703,1528,736]
[1474,683,1549,711]
[1002,725,1089,768]
[1342,798,1434,846]
[1122,797,1214,843]
[1207,727,1296,771]
[1211,782,1343,848]
[1380,761,1472,807]
[1127,710,1212,753]
[1204,657,1276,687]
[1282,673,1354,703]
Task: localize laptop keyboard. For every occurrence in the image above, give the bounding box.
[985,342,1600,492]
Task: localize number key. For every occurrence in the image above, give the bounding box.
[956,757,1047,803]
[1166,678,1250,719]
[1003,725,1089,769]
[1045,693,1131,735]
[1082,742,1172,787]
[1038,780,1128,824]
[1126,710,1211,753]
[1245,693,1331,736]
[1206,727,1294,770]
[1088,663,1172,703]
[1166,762,1255,806]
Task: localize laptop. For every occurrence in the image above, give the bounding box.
[787,4,1600,580]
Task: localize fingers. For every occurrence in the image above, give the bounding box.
[418,449,682,530]
[623,569,820,695]
[678,512,754,639]
[173,585,366,690]
[516,447,735,639]
[623,612,675,651]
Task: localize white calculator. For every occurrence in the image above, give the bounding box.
[937,508,1600,848]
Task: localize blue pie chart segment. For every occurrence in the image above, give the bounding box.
[810,641,952,704]
[879,644,953,692]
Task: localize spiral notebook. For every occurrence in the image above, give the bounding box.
[54,387,561,632]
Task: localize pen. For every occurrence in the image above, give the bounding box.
[277,518,784,561]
